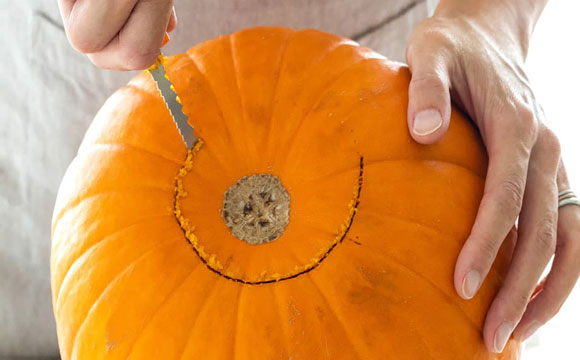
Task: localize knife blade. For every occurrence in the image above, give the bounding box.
[147,43,197,148]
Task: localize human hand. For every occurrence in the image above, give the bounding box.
[405,5,580,354]
[58,0,177,70]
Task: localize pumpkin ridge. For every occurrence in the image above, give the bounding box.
[334,247,476,358]
[122,261,203,359]
[87,142,183,165]
[181,49,235,160]
[176,279,224,360]
[280,56,385,166]
[181,50,229,122]
[230,285,244,360]
[313,266,442,359]
[265,39,360,157]
[176,52,239,175]
[361,211,467,248]
[227,35,252,171]
[52,187,171,239]
[263,30,294,158]
[52,204,175,301]
[354,243,482,333]
[269,285,291,356]
[360,210,507,273]
[127,259,228,359]
[54,214,177,311]
[68,238,181,359]
[364,157,485,180]
[173,142,364,284]
[307,254,440,359]
[298,161,368,186]
[51,139,180,230]
[306,275,366,360]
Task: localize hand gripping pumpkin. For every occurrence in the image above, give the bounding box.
[51,27,520,359]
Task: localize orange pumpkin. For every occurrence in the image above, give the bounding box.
[51,27,520,359]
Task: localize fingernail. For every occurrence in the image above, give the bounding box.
[413,109,442,136]
[494,322,514,353]
[462,270,481,299]
[520,321,540,341]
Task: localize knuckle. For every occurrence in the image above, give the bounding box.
[410,20,457,49]
[536,217,557,255]
[408,21,458,70]
[120,45,159,70]
[537,126,562,159]
[514,106,538,144]
[65,19,106,54]
[477,236,500,261]
[512,291,531,311]
[424,27,457,50]
[495,178,525,215]
[498,289,530,320]
[500,97,538,145]
[68,31,103,54]
[410,71,448,93]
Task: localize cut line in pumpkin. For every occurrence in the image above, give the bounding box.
[172,140,364,285]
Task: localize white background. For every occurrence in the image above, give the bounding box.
[522,1,580,358]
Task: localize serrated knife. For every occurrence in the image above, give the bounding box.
[147,34,197,148]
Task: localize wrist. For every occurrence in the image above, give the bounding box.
[433,0,547,60]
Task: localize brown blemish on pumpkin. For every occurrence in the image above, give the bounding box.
[315,306,325,322]
[173,141,364,285]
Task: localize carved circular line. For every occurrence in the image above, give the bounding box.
[172,141,364,285]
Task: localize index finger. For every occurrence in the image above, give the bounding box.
[87,0,174,70]
[60,0,138,54]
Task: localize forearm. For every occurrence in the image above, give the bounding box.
[433,0,548,59]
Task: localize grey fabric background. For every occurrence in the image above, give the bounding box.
[0,0,435,357]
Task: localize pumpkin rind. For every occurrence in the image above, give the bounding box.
[51,27,520,359]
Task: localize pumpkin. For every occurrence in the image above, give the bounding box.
[51,26,520,359]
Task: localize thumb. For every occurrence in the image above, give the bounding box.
[167,6,177,32]
[406,49,452,144]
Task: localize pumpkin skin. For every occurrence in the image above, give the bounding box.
[50,26,521,359]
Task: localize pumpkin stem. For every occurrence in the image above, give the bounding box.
[222,174,290,245]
